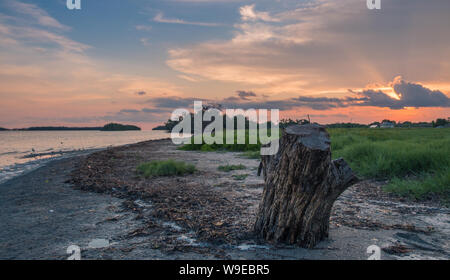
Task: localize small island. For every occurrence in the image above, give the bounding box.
[23,126,102,131]
[2,123,141,131]
[152,119,179,131]
[101,123,141,131]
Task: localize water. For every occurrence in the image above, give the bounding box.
[0,130,170,184]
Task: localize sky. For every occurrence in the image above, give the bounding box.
[0,0,449,129]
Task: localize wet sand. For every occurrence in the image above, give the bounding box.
[0,139,448,260]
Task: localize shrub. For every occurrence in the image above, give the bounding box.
[218,164,246,172]
[232,174,249,181]
[137,160,196,177]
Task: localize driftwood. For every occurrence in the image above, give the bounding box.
[255,124,358,248]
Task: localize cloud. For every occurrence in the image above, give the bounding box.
[356,76,450,109]
[64,108,169,124]
[3,0,450,127]
[236,90,256,100]
[166,0,450,94]
[239,4,280,22]
[294,96,353,110]
[6,0,70,30]
[0,1,183,127]
[135,25,152,31]
[147,97,200,109]
[143,77,449,111]
[0,19,89,53]
[119,109,140,113]
[170,0,244,2]
[54,76,450,127]
[178,75,199,82]
[153,12,221,27]
[140,38,151,46]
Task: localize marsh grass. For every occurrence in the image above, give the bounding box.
[181,127,450,202]
[232,174,249,181]
[329,128,450,177]
[241,150,261,159]
[178,129,266,153]
[218,164,247,172]
[329,128,450,201]
[137,160,196,177]
[384,168,450,205]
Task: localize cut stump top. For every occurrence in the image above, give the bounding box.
[285,124,331,151]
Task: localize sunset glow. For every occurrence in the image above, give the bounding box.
[0,0,449,130]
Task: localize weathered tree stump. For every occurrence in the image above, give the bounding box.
[255,124,358,248]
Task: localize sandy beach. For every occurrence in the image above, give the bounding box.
[0,139,448,260]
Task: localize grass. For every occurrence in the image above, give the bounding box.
[181,127,450,203]
[232,174,249,181]
[137,159,196,178]
[178,129,266,153]
[218,164,247,172]
[329,128,450,177]
[384,168,450,205]
[241,150,261,159]
[329,128,450,202]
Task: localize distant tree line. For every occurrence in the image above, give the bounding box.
[0,123,141,131]
[154,112,450,130]
[153,105,277,133]
[23,126,102,131]
[432,118,450,128]
[368,118,449,128]
[325,123,368,128]
[279,118,310,128]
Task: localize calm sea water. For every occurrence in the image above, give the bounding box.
[0,130,170,184]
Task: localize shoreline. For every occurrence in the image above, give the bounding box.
[0,131,172,185]
[0,138,449,260]
[0,148,103,185]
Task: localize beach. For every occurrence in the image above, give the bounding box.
[0,138,448,260]
[0,130,171,184]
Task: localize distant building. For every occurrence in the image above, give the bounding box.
[369,124,379,129]
[380,121,395,128]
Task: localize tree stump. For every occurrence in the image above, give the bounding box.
[255,124,358,248]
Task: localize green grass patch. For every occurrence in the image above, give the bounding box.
[137,160,196,178]
[179,130,266,153]
[241,150,261,159]
[330,128,450,203]
[232,174,249,181]
[329,128,450,178]
[383,168,450,205]
[218,164,247,172]
[179,129,272,159]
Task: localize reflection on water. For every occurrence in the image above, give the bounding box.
[0,130,170,184]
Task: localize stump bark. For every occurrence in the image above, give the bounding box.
[255,124,358,248]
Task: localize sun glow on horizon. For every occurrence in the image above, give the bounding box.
[0,0,449,128]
